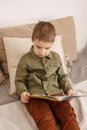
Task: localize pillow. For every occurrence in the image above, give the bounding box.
[0,70,6,85]
[50,16,77,61]
[83,43,87,57]
[4,38,32,95]
[4,36,67,95]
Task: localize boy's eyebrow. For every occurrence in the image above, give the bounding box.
[35,45,42,48]
[35,45,51,49]
[45,47,51,49]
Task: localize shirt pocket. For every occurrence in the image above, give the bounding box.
[47,61,60,75]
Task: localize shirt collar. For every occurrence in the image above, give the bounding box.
[30,46,52,59]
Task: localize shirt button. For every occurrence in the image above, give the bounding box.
[54,63,57,66]
[42,59,47,64]
[49,63,52,66]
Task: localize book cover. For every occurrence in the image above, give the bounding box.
[30,94,87,102]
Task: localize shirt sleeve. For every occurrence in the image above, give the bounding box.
[57,55,73,94]
[15,57,29,97]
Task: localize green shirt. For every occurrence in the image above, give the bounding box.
[15,46,73,97]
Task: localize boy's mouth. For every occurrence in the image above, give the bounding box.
[38,54,45,57]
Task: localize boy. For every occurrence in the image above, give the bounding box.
[15,21,80,130]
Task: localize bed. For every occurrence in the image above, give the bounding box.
[0,16,87,130]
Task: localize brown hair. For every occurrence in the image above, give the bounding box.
[32,21,56,42]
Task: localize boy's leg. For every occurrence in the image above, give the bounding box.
[49,100,80,130]
[25,99,58,130]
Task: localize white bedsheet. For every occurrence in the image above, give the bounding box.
[0,102,38,130]
[0,80,87,130]
[71,80,87,130]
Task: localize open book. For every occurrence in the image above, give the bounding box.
[30,93,87,102]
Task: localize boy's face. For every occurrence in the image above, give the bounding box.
[33,40,53,58]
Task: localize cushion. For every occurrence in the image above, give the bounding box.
[82,43,87,57]
[3,36,67,95]
[0,16,77,80]
[0,70,6,85]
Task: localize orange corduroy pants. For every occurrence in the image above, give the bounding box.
[25,99,80,130]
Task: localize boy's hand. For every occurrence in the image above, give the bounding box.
[67,89,74,96]
[66,89,74,101]
[20,91,30,103]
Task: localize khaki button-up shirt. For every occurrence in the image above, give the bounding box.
[15,46,72,97]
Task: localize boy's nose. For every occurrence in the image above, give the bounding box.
[40,49,45,54]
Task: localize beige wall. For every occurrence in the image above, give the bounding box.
[0,0,87,27]
[0,0,87,52]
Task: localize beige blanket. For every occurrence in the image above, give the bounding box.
[0,80,87,130]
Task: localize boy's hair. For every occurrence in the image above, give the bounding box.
[32,21,56,42]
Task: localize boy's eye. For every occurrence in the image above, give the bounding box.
[46,47,50,50]
[36,46,41,49]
